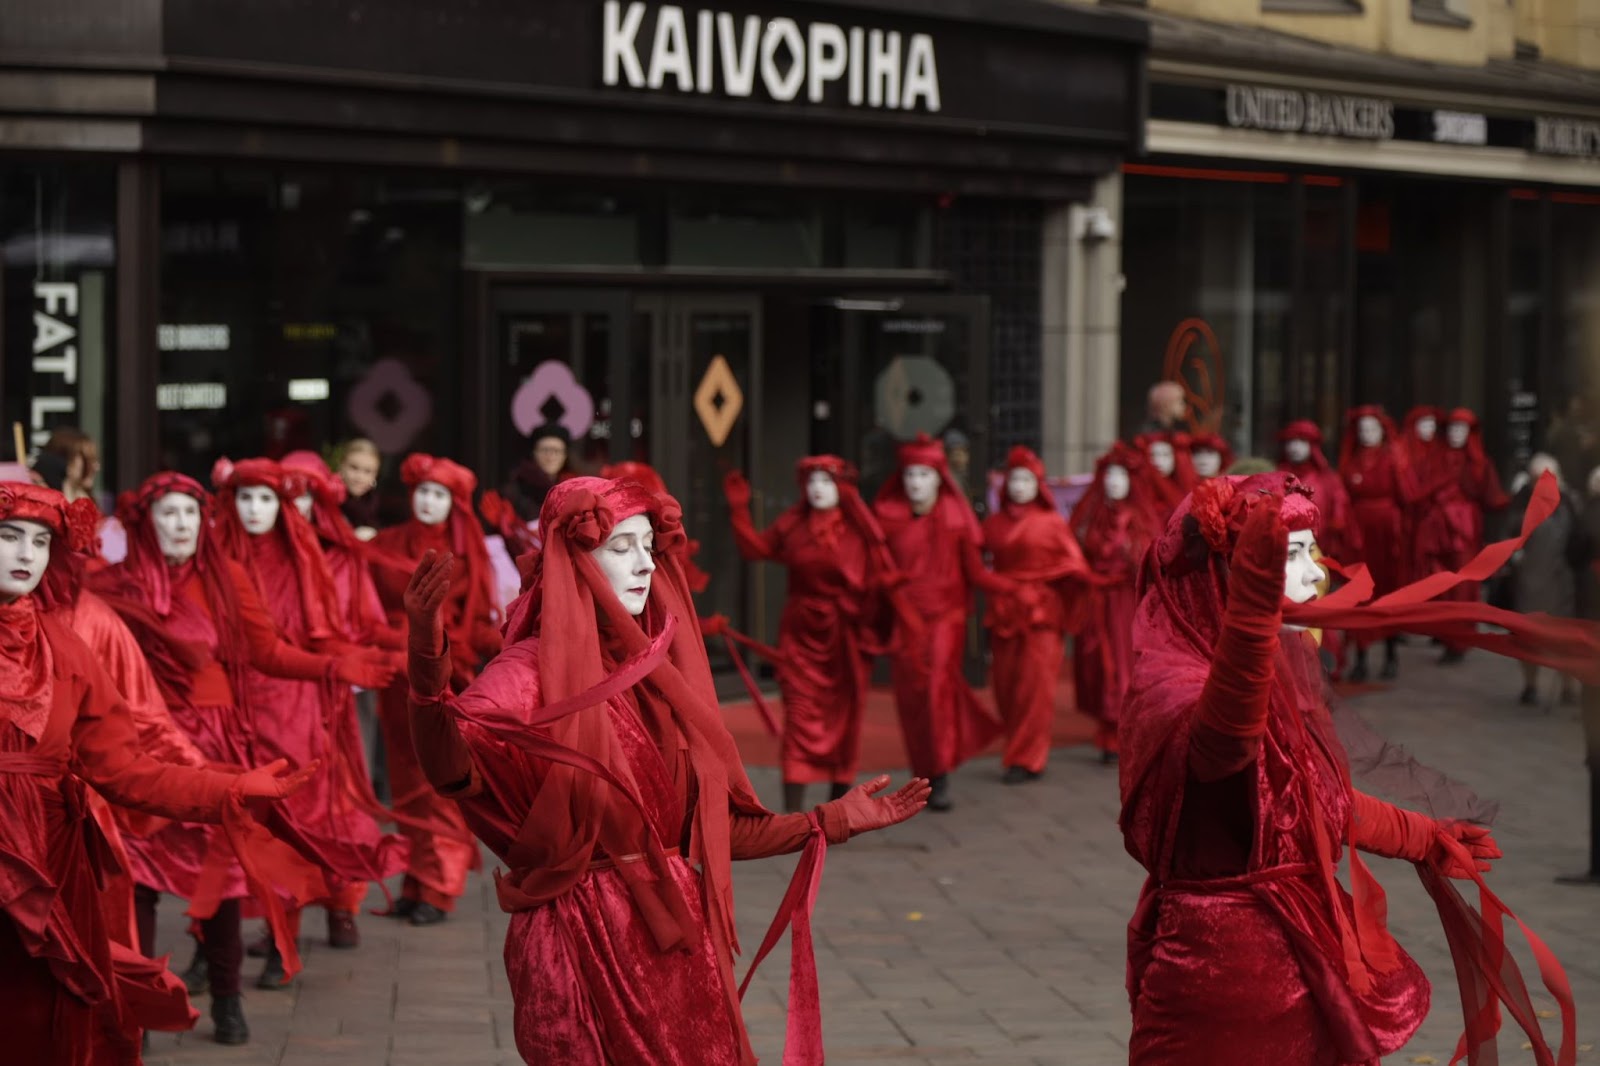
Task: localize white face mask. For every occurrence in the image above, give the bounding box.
[1006,468,1040,506]
[0,518,52,601]
[152,492,202,564]
[1447,421,1470,449]
[1104,465,1131,502]
[1416,416,1437,442]
[1357,416,1383,448]
[1282,530,1325,630]
[412,482,453,526]
[294,493,314,521]
[235,485,281,536]
[805,471,840,511]
[592,513,656,616]
[902,465,940,508]
[1148,442,1175,477]
[1284,439,1312,464]
[1192,449,1222,479]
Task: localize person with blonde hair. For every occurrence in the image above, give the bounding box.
[336,438,382,538]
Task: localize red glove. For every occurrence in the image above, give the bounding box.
[231,757,319,801]
[699,613,730,638]
[334,647,399,690]
[826,775,931,837]
[405,550,454,700]
[723,470,752,510]
[1353,791,1502,879]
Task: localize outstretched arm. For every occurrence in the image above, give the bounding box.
[231,563,397,689]
[1351,790,1501,878]
[723,470,781,561]
[730,776,931,859]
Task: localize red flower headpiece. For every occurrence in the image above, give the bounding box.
[280,450,347,507]
[1158,472,1321,573]
[601,461,668,497]
[0,481,98,554]
[896,433,949,475]
[400,453,476,503]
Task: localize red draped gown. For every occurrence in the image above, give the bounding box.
[1,606,236,1065]
[728,507,874,785]
[1341,446,1406,648]
[982,503,1088,774]
[416,638,850,1066]
[874,500,1006,779]
[1074,505,1153,754]
[1416,451,1508,649]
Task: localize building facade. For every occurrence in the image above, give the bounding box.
[1112,0,1600,474]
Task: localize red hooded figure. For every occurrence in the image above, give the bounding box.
[725,456,896,812]
[5,481,318,1056]
[211,458,409,962]
[1418,410,1509,659]
[1339,407,1408,678]
[1135,431,1198,515]
[874,434,1010,810]
[1187,432,1235,480]
[982,446,1089,781]
[1399,406,1447,585]
[369,454,499,923]
[1277,421,1362,565]
[1071,442,1166,758]
[401,476,928,1064]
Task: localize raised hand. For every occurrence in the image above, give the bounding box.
[404,550,455,657]
[723,470,752,510]
[1228,495,1288,619]
[1434,822,1503,880]
[834,775,931,836]
[232,757,319,800]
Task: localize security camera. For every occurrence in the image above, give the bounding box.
[1080,207,1116,243]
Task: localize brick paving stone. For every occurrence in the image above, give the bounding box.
[143,640,1597,1064]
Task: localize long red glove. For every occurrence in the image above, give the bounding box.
[1190,497,1287,782]
[824,775,931,839]
[231,757,319,800]
[1351,791,1502,879]
[404,550,475,791]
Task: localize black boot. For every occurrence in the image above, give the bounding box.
[1002,766,1041,785]
[927,775,952,811]
[409,902,448,926]
[255,946,289,990]
[245,927,272,958]
[211,995,249,1045]
[179,941,208,996]
[1348,649,1369,684]
[781,782,807,814]
[1380,640,1400,681]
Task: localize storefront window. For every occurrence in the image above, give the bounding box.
[1,162,117,499]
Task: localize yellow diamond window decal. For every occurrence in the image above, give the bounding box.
[694,355,744,447]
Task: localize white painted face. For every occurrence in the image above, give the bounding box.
[0,517,52,601]
[1284,439,1312,464]
[1447,421,1470,449]
[412,482,453,526]
[1416,415,1437,442]
[902,464,940,508]
[592,513,656,616]
[152,492,202,564]
[1192,449,1222,478]
[1103,465,1131,502]
[1148,442,1175,477]
[1357,416,1383,448]
[235,485,281,536]
[294,493,314,521]
[1282,529,1325,630]
[1006,468,1040,506]
[805,471,840,511]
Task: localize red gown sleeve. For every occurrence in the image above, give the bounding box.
[729,801,850,859]
[407,642,481,798]
[228,563,341,681]
[958,536,1018,597]
[727,497,782,561]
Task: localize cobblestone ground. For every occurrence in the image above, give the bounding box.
[145,641,1598,1065]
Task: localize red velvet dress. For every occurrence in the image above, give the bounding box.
[1415,445,1508,647]
[1073,504,1155,754]
[982,503,1088,774]
[371,520,496,911]
[239,532,407,906]
[728,506,875,785]
[1,606,235,1065]
[1278,459,1362,566]
[1340,445,1406,649]
[874,498,1006,779]
[419,638,850,1066]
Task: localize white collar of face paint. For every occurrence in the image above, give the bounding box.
[294,493,315,521]
[1192,449,1222,478]
[1447,421,1471,449]
[1148,442,1175,477]
[805,471,840,511]
[1415,416,1438,443]
[412,482,453,526]
[1357,416,1384,448]
[1103,464,1131,502]
[1283,439,1312,464]
[1006,468,1039,506]
[1282,529,1325,631]
[0,517,52,603]
[235,484,281,536]
[152,492,202,565]
[902,464,941,515]
[592,513,656,616]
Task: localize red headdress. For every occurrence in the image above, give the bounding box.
[874,433,981,543]
[600,461,668,497]
[1443,407,1492,471]
[1400,405,1445,479]
[1134,430,1198,502]
[1338,406,1400,474]
[763,454,893,562]
[1277,420,1333,470]
[280,450,353,542]
[1070,440,1167,548]
[1001,444,1056,510]
[1186,432,1236,476]
[400,453,498,628]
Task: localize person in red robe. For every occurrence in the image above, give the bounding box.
[1339,407,1408,680]
[1135,431,1197,515]
[91,472,394,1044]
[723,456,897,812]
[1399,406,1446,586]
[982,446,1089,783]
[0,481,313,1063]
[1278,421,1362,565]
[369,454,499,924]
[1071,442,1166,762]
[401,476,929,1064]
[874,434,1011,811]
[1417,409,1510,662]
[210,457,409,980]
[1187,432,1234,480]
[1120,472,1578,1064]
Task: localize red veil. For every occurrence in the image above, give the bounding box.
[873,433,982,544]
[396,454,498,629]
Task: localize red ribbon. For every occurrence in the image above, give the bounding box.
[737,814,829,1066]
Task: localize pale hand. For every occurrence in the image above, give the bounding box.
[835,775,932,835]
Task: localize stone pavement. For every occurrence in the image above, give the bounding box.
[144,641,1598,1065]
